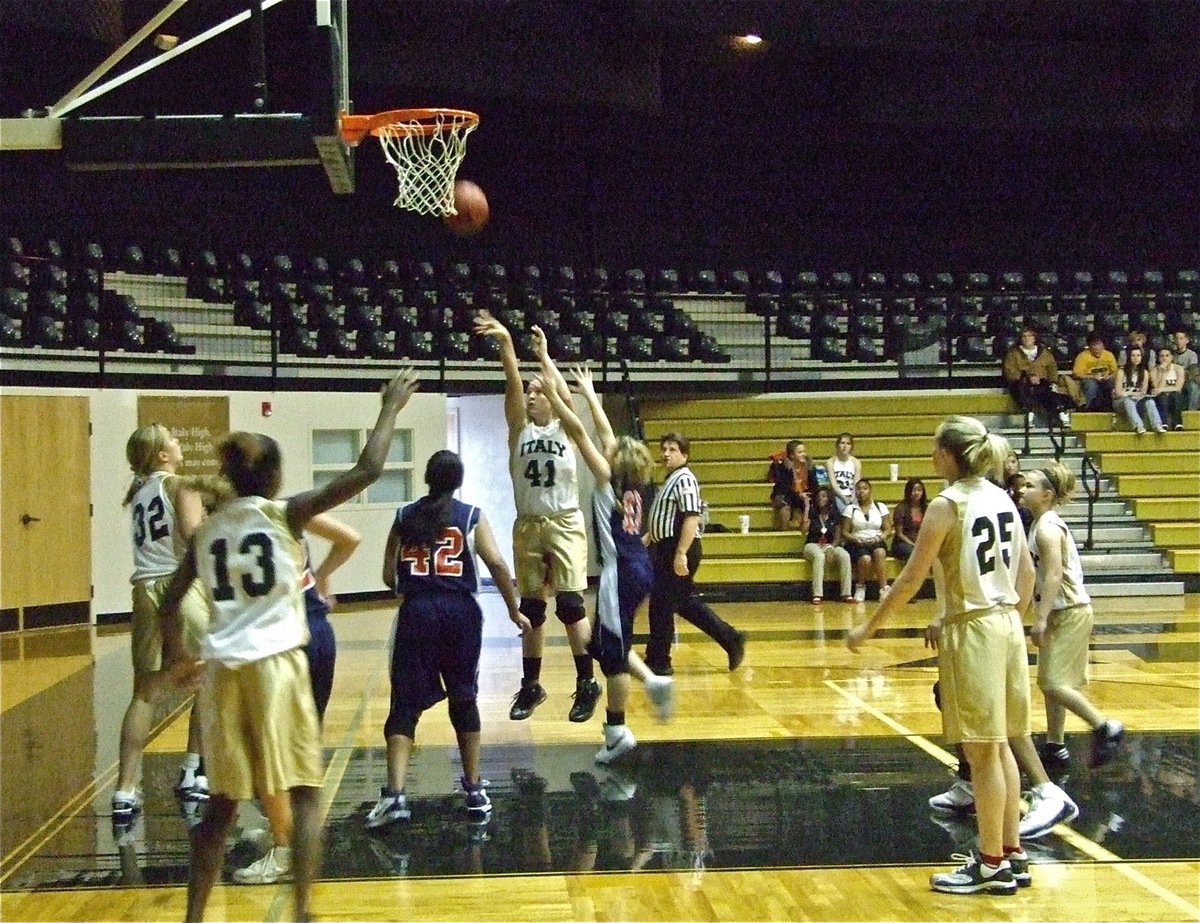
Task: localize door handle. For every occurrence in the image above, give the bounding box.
[19,513,41,526]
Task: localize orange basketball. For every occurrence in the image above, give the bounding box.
[444,180,489,236]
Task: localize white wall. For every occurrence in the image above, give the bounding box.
[2,385,599,619]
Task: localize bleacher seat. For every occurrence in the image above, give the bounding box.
[963,271,991,291]
[623,268,647,292]
[377,259,403,289]
[478,262,508,290]
[0,312,20,346]
[227,252,255,279]
[861,271,888,291]
[445,261,472,291]
[66,315,101,349]
[24,313,63,348]
[755,269,784,294]
[550,265,575,291]
[793,271,820,291]
[826,271,854,290]
[195,250,221,277]
[3,260,29,289]
[726,269,750,293]
[306,256,332,282]
[584,267,609,292]
[691,269,719,293]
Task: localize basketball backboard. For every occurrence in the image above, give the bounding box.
[0,0,355,193]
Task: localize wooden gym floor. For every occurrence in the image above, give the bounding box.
[1,590,1198,922]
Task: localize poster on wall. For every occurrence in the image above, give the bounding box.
[137,396,230,478]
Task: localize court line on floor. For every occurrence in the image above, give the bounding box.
[823,678,1200,920]
[0,696,193,885]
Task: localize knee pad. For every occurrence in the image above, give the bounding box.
[447,699,481,734]
[519,597,548,628]
[384,708,420,740]
[555,591,586,626]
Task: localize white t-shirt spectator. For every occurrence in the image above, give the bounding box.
[843,500,889,544]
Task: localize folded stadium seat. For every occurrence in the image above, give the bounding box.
[861,270,888,291]
[265,253,293,280]
[381,298,419,335]
[376,259,403,290]
[848,335,885,362]
[548,331,583,361]
[340,257,367,288]
[814,332,849,361]
[1138,269,1165,290]
[624,334,655,362]
[622,267,647,293]
[31,290,66,323]
[657,334,690,362]
[563,308,595,336]
[929,271,957,291]
[4,236,23,260]
[578,290,608,313]
[575,330,608,361]
[776,308,811,340]
[33,260,68,293]
[755,269,785,294]
[477,262,507,291]
[550,265,575,292]
[747,292,778,317]
[228,277,260,305]
[919,294,950,323]
[951,293,987,336]
[1021,292,1057,336]
[67,314,101,349]
[630,306,666,338]
[997,270,1025,292]
[726,269,750,294]
[342,285,372,312]
[955,335,991,362]
[152,246,182,276]
[584,266,609,293]
[79,241,104,271]
[120,244,146,273]
[1174,269,1199,291]
[512,286,543,312]
[1058,307,1091,340]
[316,324,354,358]
[962,271,992,291]
[4,259,30,289]
[825,270,854,291]
[479,287,508,312]
[518,264,543,291]
[652,268,680,293]
[305,256,332,282]
[234,298,272,330]
[513,330,540,361]
[24,312,64,348]
[42,239,65,263]
[986,292,1022,337]
[850,308,884,338]
[227,252,255,280]
[343,300,377,334]
[546,289,575,312]
[410,260,437,291]
[357,325,391,359]
[661,302,698,337]
[992,333,1018,360]
[814,303,846,340]
[445,261,472,292]
[473,334,501,361]
[604,310,630,337]
[1033,270,1059,291]
[105,318,145,351]
[691,269,719,293]
[793,270,820,292]
[307,299,341,333]
[691,331,730,362]
[1126,292,1163,340]
[528,307,562,335]
[613,292,646,314]
[444,289,476,320]
[492,305,526,332]
[437,328,472,360]
[143,318,192,354]
[0,311,20,346]
[68,290,100,324]
[896,271,923,291]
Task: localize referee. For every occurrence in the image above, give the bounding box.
[644,432,747,675]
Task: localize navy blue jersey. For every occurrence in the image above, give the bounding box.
[393,499,480,597]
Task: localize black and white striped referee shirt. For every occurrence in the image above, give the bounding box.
[647,465,703,544]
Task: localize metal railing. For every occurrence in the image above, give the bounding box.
[1079,452,1102,550]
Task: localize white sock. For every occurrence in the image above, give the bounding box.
[113,788,136,801]
[604,723,625,743]
[182,752,201,771]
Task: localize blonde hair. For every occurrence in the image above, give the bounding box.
[610,436,655,491]
[123,423,173,505]
[934,415,1013,482]
[1036,460,1076,507]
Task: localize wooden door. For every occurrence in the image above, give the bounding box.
[0,395,91,615]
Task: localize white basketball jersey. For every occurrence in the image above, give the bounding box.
[193,496,308,666]
[937,477,1028,617]
[511,418,579,517]
[129,471,183,583]
[1030,509,1090,611]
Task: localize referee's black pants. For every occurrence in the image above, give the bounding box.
[644,537,739,669]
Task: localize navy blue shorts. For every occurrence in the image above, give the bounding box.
[303,587,336,723]
[388,593,483,713]
[589,557,653,676]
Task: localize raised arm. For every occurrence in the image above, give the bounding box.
[536,371,611,486]
[474,310,526,442]
[570,365,616,456]
[287,368,418,533]
[305,512,362,601]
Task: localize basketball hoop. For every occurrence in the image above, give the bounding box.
[339,108,479,216]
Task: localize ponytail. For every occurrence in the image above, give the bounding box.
[934,415,1013,481]
[397,450,464,548]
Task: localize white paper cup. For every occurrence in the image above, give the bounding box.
[889,463,900,481]
[738,514,751,533]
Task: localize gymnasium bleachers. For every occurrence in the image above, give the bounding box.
[641,393,1196,598]
[4,236,1197,384]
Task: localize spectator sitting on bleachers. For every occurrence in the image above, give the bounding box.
[1114,344,1165,434]
[1072,331,1119,412]
[802,486,853,605]
[889,477,927,562]
[767,439,812,531]
[823,433,862,516]
[1150,345,1186,431]
[1169,328,1200,412]
[841,478,892,604]
[1002,326,1074,428]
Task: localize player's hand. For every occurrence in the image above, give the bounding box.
[473,309,511,340]
[530,325,548,359]
[511,612,533,637]
[1030,616,1048,647]
[846,623,871,653]
[924,615,944,650]
[381,366,418,409]
[570,365,596,397]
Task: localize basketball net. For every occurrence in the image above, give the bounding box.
[376,111,477,216]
